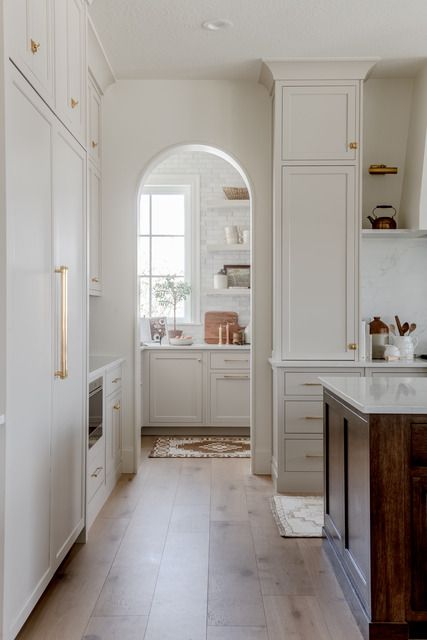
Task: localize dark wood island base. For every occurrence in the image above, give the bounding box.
[323,389,427,640]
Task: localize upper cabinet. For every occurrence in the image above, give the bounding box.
[7,0,55,104]
[88,75,101,167]
[55,0,87,144]
[281,84,358,162]
[6,0,87,147]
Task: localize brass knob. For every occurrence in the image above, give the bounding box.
[71,98,79,109]
[113,403,121,411]
[349,142,358,150]
[91,277,99,283]
[31,39,40,54]
[348,343,358,351]
[91,141,98,149]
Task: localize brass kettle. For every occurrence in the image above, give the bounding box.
[367,205,397,230]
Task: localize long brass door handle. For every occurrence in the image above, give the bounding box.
[305,454,323,458]
[55,266,69,379]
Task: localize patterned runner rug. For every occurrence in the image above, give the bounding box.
[149,436,250,458]
[271,495,324,537]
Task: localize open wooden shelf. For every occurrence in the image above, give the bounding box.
[361,229,427,238]
[205,289,251,296]
[207,244,250,252]
[206,200,250,210]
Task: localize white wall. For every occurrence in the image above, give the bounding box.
[90,79,272,473]
[400,65,427,229]
[147,149,250,342]
[361,237,427,352]
[363,78,413,228]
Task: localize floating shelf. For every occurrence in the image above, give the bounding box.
[207,244,250,252]
[361,229,427,238]
[207,200,250,210]
[205,289,251,296]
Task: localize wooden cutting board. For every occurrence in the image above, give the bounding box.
[204,311,238,344]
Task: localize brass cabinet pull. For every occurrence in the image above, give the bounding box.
[348,343,358,351]
[302,383,322,387]
[304,416,322,420]
[55,266,68,379]
[112,377,121,383]
[91,277,99,283]
[305,454,323,458]
[71,98,79,109]
[91,466,103,478]
[349,142,358,150]
[31,39,40,54]
[113,403,121,411]
[91,141,98,149]
[224,359,249,363]
[224,375,250,379]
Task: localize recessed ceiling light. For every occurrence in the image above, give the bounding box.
[202,19,233,31]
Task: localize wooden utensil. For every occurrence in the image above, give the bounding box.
[409,323,417,334]
[395,315,403,336]
[401,322,409,336]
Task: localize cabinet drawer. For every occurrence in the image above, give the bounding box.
[285,401,323,434]
[87,441,105,502]
[106,365,122,396]
[285,371,361,396]
[285,439,323,472]
[210,352,250,370]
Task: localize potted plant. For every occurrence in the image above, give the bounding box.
[153,276,191,339]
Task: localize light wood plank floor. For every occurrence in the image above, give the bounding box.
[18,437,362,640]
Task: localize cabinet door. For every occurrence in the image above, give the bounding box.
[209,373,250,426]
[149,353,203,423]
[282,85,357,161]
[51,123,86,566]
[281,166,356,360]
[89,162,102,295]
[88,76,101,166]
[7,0,55,104]
[4,68,54,639]
[106,391,122,477]
[55,0,86,143]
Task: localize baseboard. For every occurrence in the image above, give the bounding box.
[252,447,272,475]
[121,447,135,473]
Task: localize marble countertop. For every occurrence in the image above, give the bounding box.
[320,376,427,414]
[141,343,250,351]
[89,355,125,379]
[269,358,427,368]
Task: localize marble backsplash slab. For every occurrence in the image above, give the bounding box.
[360,237,427,354]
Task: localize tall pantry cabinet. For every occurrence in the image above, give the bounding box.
[1,1,88,638]
[260,60,377,492]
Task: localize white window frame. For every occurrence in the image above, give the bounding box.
[140,174,200,325]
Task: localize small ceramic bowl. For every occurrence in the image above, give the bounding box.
[169,337,194,346]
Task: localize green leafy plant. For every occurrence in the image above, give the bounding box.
[153,276,191,332]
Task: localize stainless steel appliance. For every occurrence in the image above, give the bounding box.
[88,377,103,449]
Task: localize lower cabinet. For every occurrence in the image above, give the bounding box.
[87,360,124,529]
[143,349,251,428]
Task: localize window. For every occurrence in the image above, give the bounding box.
[138,175,200,324]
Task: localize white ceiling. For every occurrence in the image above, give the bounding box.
[89,0,427,81]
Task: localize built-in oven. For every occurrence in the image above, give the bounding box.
[88,377,103,449]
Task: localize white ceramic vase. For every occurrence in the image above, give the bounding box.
[392,335,418,360]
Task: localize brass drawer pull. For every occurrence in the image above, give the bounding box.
[305,454,323,459]
[224,375,249,379]
[91,466,103,478]
[31,39,40,54]
[349,142,358,150]
[71,98,79,109]
[304,416,322,420]
[113,403,121,411]
[224,359,249,363]
[302,383,322,387]
[348,343,358,351]
[112,377,121,383]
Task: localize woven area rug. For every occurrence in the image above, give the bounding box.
[149,436,251,458]
[271,495,324,537]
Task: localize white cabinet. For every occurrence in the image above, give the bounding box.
[89,161,102,295]
[149,352,203,423]
[281,165,357,360]
[3,67,86,640]
[6,0,55,104]
[281,85,358,162]
[106,391,122,476]
[209,373,250,426]
[55,0,87,144]
[88,75,101,166]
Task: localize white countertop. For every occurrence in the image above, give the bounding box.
[89,355,125,379]
[141,343,250,351]
[269,358,427,368]
[320,376,427,414]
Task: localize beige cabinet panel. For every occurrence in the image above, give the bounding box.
[209,373,250,426]
[281,166,357,360]
[285,438,323,472]
[282,85,357,161]
[89,161,102,295]
[149,353,203,423]
[106,390,122,478]
[88,76,102,166]
[284,401,323,434]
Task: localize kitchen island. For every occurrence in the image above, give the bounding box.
[320,376,427,640]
